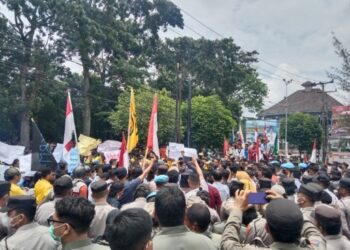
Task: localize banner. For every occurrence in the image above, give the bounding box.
[97,140,121,153]
[18,154,35,177]
[245,119,279,146]
[127,88,139,152]
[104,150,121,164]
[53,143,64,163]
[168,143,185,160]
[0,164,9,181]
[184,148,198,159]
[0,142,25,165]
[78,134,101,156]
[67,147,80,173]
[31,120,57,171]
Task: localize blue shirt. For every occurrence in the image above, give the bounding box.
[118,178,142,208]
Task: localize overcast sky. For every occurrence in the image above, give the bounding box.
[163,0,350,113]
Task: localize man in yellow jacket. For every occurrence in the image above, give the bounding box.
[34,169,55,205]
[4,167,26,196]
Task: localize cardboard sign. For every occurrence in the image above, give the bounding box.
[67,147,81,173]
[98,140,121,153]
[168,143,185,160]
[184,148,198,159]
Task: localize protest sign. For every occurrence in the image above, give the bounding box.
[67,147,81,173]
[0,164,9,181]
[18,154,36,177]
[0,141,25,165]
[97,140,121,153]
[184,148,198,159]
[53,143,64,163]
[78,134,101,156]
[168,143,185,160]
[104,150,121,164]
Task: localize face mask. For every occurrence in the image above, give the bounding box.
[0,213,10,229]
[49,224,65,242]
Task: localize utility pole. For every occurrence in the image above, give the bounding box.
[283,79,293,160]
[175,63,182,143]
[316,79,334,163]
[187,74,192,147]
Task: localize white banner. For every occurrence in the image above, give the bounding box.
[184,148,198,159]
[168,143,185,160]
[98,140,121,153]
[53,143,64,163]
[104,150,121,164]
[18,154,35,177]
[0,164,9,181]
[0,141,25,165]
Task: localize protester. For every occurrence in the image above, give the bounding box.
[107,181,124,208]
[105,208,153,250]
[315,204,350,250]
[0,181,11,240]
[0,196,57,250]
[35,176,73,226]
[4,167,26,196]
[153,186,216,250]
[50,196,106,249]
[34,169,55,205]
[88,180,116,239]
[72,166,88,198]
[121,183,150,211]
[212,170,229,202]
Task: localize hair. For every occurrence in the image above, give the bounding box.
[129,166,143,180]
[212,170,223,182]
[15,207,36,222]
[262,167,273,179]
[155,186,186,227]
[134,184,150,200]
[229,163,239,174]
[188,172,200,186]
[167,170,179,184]
[55,196,95,233]
[228,180,244,197]
[4,168,20,181]
[186,203,211,232]
[109,159,117,166]
[293,170,301,179]
[106,208,152,250]
[157,165,168,176]
[242,206,258,226]
[41,169,53,179]
[108,181,124,198]
[308,164,319,174]
[222,169,230,182]
[196,189,210,206]
[54,185,72,197]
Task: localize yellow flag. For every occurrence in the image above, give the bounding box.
[127,88,138,152]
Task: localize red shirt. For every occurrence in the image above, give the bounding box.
[208,184,222,211]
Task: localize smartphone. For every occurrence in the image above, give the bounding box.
[248,192,269,204]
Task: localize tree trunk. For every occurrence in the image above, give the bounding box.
[19,51,31,148]
[82,65,91,136]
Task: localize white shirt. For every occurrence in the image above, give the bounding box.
[212,182,229,201]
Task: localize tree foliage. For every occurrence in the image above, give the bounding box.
[280,112,323,153]
[109,87,176,146]
[182,95,236,149]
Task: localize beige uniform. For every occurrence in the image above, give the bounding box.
[325,234,350,250]
[202,230,222,249]
[35,197,62,226]
[337,196,350,239]
[220,208,326,250]
[121,197,147,211]
[153,225,216,250]
[88,202,116,239]
[59,239,109,250]
[0,222,57,250]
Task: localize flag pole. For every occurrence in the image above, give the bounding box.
[67,89,77,144]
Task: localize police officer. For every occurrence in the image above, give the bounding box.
[315,204,350,250]
[336,177,350,239]
[0,196,57,250]
[296,183,323,223]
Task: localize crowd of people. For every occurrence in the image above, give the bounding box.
[1,150,350,250]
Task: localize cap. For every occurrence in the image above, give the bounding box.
[54,176,73,189]
[0,195,36,213]
[281,178,296,187]
[298,183,323,201]
[258,178,272,190]
[298,163,308,169]
[4,167,21,181]
[302,175,314,184]
[146,191,157,201]
[154,175,169,184]
[91,180,108,193]
[73,166,85,178]
[266,199,303,233]
[339,178,350,190]
[317,173,330,184]
[315,204,341,222]
[271,184,286,196]
[281,162,295,170]
[0,181,11,198]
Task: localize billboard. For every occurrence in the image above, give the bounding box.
[245,119,279,146]
[329,106,350,154]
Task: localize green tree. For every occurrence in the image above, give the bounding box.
[151,37,268,118]
[109,87,176,146]
[182,95,236,149]
[280,112,323,154]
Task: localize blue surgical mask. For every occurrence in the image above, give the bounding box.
[49,224,64,242]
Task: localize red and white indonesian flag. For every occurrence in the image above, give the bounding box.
[239,124,245,148]
[255,127,262,163]
[309,139,317,163]
[63,91,77,161]
[118,133,129,168]
[147,94,160,157]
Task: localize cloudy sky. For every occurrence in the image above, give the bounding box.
[163,0,350,113]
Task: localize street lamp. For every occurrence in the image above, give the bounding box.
[283,79,293,160]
